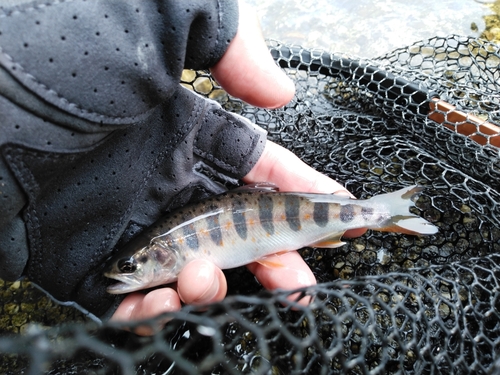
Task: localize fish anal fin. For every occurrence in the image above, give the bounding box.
[256,253,287,268]
[311,233,346,248]
[234,182,279,193]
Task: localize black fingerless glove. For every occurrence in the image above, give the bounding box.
[0,0,266,319]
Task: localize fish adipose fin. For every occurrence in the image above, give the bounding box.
[372,186,439,235]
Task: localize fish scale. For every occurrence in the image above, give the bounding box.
[173,193,328,267]
[105,185,439,294]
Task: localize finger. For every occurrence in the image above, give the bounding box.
[247,251,316,306]
[177,259,227,305]
[243,140,351,195]
[243,140,367,238]
[110,288,182,336]
[210,3,295,109]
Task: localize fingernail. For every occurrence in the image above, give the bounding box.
[193,262,220,304]
[333,189,355,198]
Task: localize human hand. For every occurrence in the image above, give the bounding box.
[110,4,362,335]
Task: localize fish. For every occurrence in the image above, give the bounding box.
[104,184,438,294]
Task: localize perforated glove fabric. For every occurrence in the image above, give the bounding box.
[0,0,267,318]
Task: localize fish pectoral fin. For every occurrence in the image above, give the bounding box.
[234,182,280,193]
[310,232,346,248]
[256,253,287,268]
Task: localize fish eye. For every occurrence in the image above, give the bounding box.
[117,257,137,273]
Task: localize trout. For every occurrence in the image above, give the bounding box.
[105,184,438,294]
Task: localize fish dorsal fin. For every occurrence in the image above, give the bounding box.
[310,232,346,248]
[234,182,280,193]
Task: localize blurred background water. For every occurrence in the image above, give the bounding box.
[245,0,500,57]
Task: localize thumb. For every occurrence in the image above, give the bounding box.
[210,3,295,109]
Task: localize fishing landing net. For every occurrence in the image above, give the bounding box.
[1,34,500,374]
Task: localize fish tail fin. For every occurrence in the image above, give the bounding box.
[371,186,438,235]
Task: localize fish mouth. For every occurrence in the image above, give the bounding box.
[106,281,136,294]
[104,272,144,294]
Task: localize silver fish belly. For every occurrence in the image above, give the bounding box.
[104,185,438,294]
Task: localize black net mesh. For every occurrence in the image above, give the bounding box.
[1,35,500,375]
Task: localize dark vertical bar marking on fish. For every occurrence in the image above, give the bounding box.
[258,194,275,235]
[183,224,199,250]
[361,206,374,221]
[232,199,248,240]
[285,195,301,231]
[340,204,355,223]
[206,205,223,246]
[313,202,329,227]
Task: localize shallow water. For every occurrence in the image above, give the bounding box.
[246,0,497,57]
